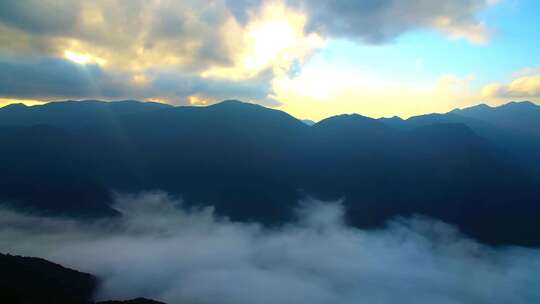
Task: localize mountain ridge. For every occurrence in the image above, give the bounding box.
[1,99,537,126]
[0,99,539,246]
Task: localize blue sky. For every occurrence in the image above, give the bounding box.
[275,0,540,119]
[312,0,539,91]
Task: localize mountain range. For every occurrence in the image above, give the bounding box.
[0,99,539,246]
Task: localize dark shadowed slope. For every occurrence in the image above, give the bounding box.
[304,116,540,245]
[0,125,116,217]
[1,100,539,245]
[0,253,168,304]
[379,101,540,175]
[94,100,310,223]
[0,253,97,304]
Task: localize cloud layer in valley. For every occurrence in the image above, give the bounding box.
[1,192,539,304]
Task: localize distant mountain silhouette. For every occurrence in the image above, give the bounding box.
[451,101,540,136]
[0,253,168,304]
[380,101,540,175]
[1,100,540,246]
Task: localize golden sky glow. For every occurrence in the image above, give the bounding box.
[202,1,323,80]
[64,50,107,65]
[275,73,480,120]
[0,0,539,120]
[0,98,45,107]
[188,96,209,106]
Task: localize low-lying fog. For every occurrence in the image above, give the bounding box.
[1,192,539,303]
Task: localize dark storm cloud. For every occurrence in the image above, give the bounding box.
[144,0,237,67]
[0,0,240,67]
[0,0,493,57]
[0,0,274,103]
[0,57,272,104]
[0,0,80,35]
[224,0,493,43]
[292,0,492,43]
[0,57,129,99]
[151,68,274,102]
[224,0,262,23]
[1,192,539,304]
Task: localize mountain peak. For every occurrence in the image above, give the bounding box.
[502,100,537,108]
[466,103,492,110]
[206,100,270,112]
[1,103,28,110]
[301,119,316,126]
[384,115,404,121]
[320,113,375,122]
[450,103,491,114]
[451,101,539,114]
[314,113,387,132]
[211,99,254,107]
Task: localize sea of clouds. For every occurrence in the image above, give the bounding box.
[1,192,539,304]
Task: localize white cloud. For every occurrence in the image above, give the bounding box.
[1,192,539,303]
[482,74,540,98]
[0,0,498,107]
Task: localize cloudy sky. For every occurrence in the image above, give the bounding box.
[0,0,539,120]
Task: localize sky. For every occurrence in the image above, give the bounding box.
[0,0,539,120]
